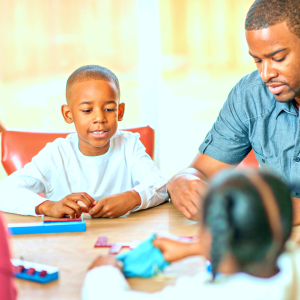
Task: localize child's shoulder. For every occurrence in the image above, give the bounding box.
[113,130,144,155]
[39,133,77,157]
[114,129,141,144]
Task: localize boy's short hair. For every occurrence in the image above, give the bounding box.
[245,0,300,39]
[66,65,120,98]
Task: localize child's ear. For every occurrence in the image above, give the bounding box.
[61,104,73,124]
[118,103,125,121]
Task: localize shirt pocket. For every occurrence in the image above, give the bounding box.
[253,151,282,175]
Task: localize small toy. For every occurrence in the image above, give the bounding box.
[94,237,140,254]
[117,234,170,278]
[8,216,86,235]
[11,259,59,284]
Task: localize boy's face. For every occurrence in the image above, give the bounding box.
[62,79,124,156]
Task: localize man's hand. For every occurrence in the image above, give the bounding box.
[153,237,202,263]
[167,172,207,221]
[168,153,234,221]
[88,254,121,271]
[89,190,141,218]
[35,192,96,218]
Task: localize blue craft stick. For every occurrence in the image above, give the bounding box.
[7,220,86,235]
[15,270,59,284]
[11,259,59,284]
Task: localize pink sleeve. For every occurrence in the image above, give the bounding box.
[0,213,17,300]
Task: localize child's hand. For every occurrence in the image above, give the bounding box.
[153,237,202,262]
[35,192,97,218]
[89,190,141,218]
[87,254,121,271]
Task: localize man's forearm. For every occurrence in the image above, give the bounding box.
[176,167,208,181]
[291,197,300,226]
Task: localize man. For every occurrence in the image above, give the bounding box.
[168,0,300,224]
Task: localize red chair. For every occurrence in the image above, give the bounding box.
[1,126,155,175]
[237,150,259,169]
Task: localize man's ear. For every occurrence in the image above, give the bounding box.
[61,104,73,124]
[118,103,125,121]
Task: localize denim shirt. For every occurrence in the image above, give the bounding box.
[199,70,300,197]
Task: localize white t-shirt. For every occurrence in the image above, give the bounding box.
[0,130,168,216]
[81,250,300,300]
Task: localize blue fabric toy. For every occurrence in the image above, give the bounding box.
[117,234,170,278]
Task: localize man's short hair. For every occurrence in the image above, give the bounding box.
[245,0,300,39]
[66,65,120,96]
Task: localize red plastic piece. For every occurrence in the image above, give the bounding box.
[94,237,109,247]
[14,265,25,273]
[39,270,47,277]
[1,126,154,176]
[109,244,123,254]
[44,218,82,223]
[27,268,36,275]
[94,237,131,254]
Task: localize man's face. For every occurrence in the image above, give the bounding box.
[62,80,124,156]
[246,22,300,105]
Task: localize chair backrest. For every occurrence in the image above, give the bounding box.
[1,126,155,175]
[236,150,259,169]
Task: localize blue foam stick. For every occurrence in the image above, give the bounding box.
[8,220,86,235]
[11,259,59,284]
[117,234,170,278]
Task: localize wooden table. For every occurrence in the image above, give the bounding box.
[4,202,300,300]
[3,202,202,300]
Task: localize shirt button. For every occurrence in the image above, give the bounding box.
[205,139,209,143]
[296,158,300,163]
[262,159,265,163]
[296,192,300,197]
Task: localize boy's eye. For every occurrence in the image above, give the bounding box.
[254,59,262,64]
[274,56,286,62]
[82,110,91,113]
[105,109,116,112]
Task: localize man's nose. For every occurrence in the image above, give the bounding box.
[260,61,278,83]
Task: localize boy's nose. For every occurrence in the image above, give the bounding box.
[92,110,106,123]
[93,117,106,123]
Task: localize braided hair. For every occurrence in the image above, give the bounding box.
[203,170,293,278]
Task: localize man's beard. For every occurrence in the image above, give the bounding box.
[265,80,300,102]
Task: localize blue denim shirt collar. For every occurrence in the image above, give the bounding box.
[275,100,298,118]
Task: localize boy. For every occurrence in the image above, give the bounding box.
[0,65,168,218]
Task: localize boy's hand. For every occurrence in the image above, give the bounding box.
[89,190,141,218]
[35,192,97,218]
[87,254,121,272]
[153,237,202,263]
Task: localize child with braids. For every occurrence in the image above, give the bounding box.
[82,170,300,300]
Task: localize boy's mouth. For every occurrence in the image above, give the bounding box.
[89,130,108,138]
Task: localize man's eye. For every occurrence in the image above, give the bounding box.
[274,56,286,62]
[254,59,262,64]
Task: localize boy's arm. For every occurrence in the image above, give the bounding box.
[130,139,169,211]
[89,136,169,218]
[0,142,58,216]
[0,169,49,216]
